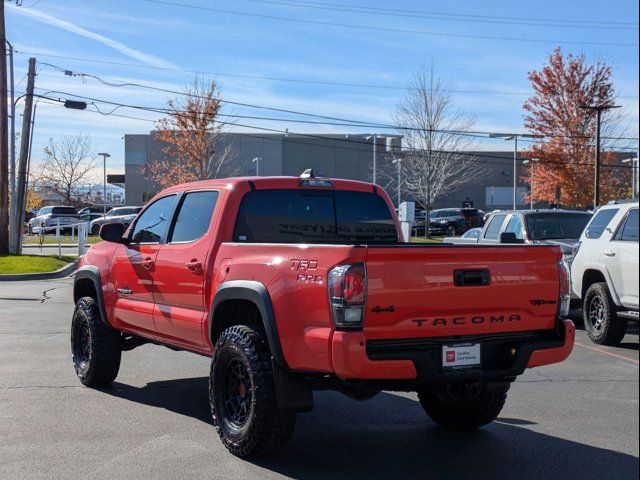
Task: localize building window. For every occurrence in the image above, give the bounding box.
[125,151,146,166]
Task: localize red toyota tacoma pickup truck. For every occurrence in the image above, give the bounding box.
[71,171,575,458]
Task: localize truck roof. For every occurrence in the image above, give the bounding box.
[494,209,591,215]
[157,175,379,195]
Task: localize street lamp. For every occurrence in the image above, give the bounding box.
[364,134,403,185]
[252,157,262,176]
[622,157,638,200]
[522,158,539,209]
[391,157,402,207]
[98,153,110,214]
[489,133,543,210]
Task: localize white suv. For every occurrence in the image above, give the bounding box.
[571,200,639,345]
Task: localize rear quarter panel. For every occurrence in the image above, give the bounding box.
[214,243,365,372]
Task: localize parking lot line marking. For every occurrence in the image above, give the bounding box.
[575,341,639,365]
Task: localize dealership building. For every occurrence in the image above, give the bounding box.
[123,132,631,210]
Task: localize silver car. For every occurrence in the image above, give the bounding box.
[28,206,79,234]
[89,206,143,235]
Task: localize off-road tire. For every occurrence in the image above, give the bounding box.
[70,296,121,387]
[418,386,509,430]
[210,325,296,458]
[583,282,627,346]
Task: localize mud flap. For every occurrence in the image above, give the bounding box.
[271,360,314,413]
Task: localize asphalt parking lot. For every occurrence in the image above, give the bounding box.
[0,278,638,480]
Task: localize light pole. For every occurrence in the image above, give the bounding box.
[622,157,638,199]
[522,158,538,209]
[490,133,543,210]
[98,153,110,214]
[392,157,402,206]
[252,157,261,176]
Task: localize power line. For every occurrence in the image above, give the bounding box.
[33,92,636,171]
[140,0,639,47]
[17,51,640,100]
[249,0,639,31]
[34,67,640,143]
[252,0,637,27]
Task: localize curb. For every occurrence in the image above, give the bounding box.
[0,258,79,282]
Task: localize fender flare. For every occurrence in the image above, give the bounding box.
[74,266,115,331]
[580,264,622,306]
[209,280,289,371]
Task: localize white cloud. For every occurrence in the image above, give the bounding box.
[7,4,176,69]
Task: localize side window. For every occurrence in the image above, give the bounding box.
[130,195,176,244]
[585,208,619,239]
[484,214,507,240]
[615,209,638,242]
[504,215,524,240]
[169,191,219,243]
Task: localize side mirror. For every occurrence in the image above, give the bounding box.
[500,232,524,244]
[99,222,128,244]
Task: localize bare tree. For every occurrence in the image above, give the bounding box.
[146,75,239,189]
[35,134,96,204]
[395,65,489,236]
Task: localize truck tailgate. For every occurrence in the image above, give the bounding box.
[364,245,561,340]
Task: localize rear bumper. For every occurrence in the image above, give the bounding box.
[331,319,575,383]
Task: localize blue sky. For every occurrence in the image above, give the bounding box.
[6,0,639,178]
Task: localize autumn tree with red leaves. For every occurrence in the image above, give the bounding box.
[145,76,237,190]
[523,48,629,209]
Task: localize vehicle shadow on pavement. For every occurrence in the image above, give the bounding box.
[106,378,213,425]
[254,391,639,480]
[102,378,637,479]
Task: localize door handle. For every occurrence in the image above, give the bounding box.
[186,259,202,273]
[603,250,616,257]
[141,257,155,270]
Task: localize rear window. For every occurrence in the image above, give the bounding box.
[462,209,480,217]
[51,207,77,215]
[526,213,592,240]
[484,214,507,240]
[233,189,397,244]
[585,209,619,239]
[117,207,142,216]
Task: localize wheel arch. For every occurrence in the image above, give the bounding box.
[74,266,115,331]
[210,280,288,371]
[581,268,622,306]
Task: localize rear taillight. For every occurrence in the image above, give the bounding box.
[557,257,571,318]
[328,263,367,330]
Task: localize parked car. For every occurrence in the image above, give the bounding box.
[462,227,483,240]
[571,200,638,345]
[89,206,143,235]
[428,208,484,236]
[412,209,427,235]
[27,206,79,234]
[24,209,39,223]
[78,206,116,216]
[447,209,593,257]
[71,172,574,458]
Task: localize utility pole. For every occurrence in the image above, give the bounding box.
[7,40,15,252]
[0,1,9,254]
[579,104,621,208]
[15,57,36,253]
